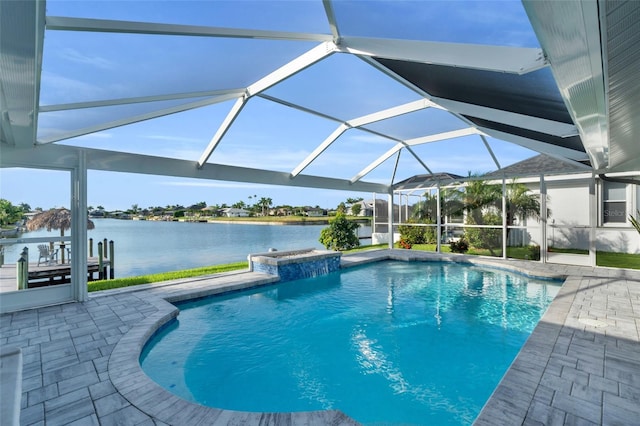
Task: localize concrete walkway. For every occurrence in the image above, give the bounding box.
[0,250,638,425]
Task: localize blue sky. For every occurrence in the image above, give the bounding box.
[1,0,541,211]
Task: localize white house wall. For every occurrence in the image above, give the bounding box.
[518,178,639,254]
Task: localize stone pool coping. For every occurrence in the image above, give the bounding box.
[106,270,357,425]
[4,249,639,425]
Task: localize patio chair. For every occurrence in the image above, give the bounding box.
[37,244,57,266]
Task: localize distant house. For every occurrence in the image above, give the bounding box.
[220,207,250,217]
[201,206,220,217]
[270,207,293,216]
[304,207,326,217]
[349,200,375,217]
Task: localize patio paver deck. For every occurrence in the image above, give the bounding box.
[1,249,638,425]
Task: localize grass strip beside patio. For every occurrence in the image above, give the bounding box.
[398,244,640,269]
[88,261,248,292]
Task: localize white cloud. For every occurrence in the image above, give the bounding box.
[344,133,396,145]
[58,48,114,69]
[144,135,205,144]
[40,71,107,104]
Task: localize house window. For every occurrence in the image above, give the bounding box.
[602,181,627,224]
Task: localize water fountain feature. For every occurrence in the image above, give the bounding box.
[248,248,341,282]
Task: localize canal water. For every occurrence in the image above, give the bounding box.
[2,219,371,278]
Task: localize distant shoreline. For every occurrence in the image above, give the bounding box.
[119,216,371,226]
[208,219,329,226]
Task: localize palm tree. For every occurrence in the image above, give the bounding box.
[411,195,437,222]
[412,189,465,224]
[506,181,542,227]
[630,210,640,235]
[461,179,501,225]
[259,197,272,216]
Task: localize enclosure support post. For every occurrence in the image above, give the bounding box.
[589,174,597,266]
[436,184,442,253]
[540,175,547,263]
[372,192,376,239]
[388,191,394,249]
[71,151,89,301]
[502,178,507,259]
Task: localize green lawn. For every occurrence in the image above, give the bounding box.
[396,243,639,270]
[88,261,248,292]
[596,251,640,269]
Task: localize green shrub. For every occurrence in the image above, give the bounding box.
[526,245,541,260]
[450,239,469,253]
[319,212,360,251]
[465,212,502,255]
[398,220,436,245]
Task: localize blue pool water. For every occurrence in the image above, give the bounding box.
[140,261,561,425]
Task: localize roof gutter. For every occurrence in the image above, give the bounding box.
[598,174,640,186]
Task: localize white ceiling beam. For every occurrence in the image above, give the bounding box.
[404,146,433,175]
[260,94,435,145]
[350,144,403,184]
[430,97,578,137]
[196,96,246,167]
[350,129,476,184]
[39,89,246,112]
[0,0,45,149]
[478,126,590,162]
[197,42,336,168]
[523,0,608,170]
[46,16,333,42]
[347,99,436,127]
[246,42,336,96]
[257,93,344,123]
[405,128,481,146]
[322,0,340,41]
[338,37,548,74]
[290,99,433,178]
[0,82,16,146]
[38,95,238,144]
[290,124,349,177]
[480,135,501,170]
[0,143,390,194]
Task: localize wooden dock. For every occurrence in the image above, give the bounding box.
[0,258,110,293]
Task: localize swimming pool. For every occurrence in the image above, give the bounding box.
[140,260,560,425]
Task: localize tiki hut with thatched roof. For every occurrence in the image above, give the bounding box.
[27,208,95,263]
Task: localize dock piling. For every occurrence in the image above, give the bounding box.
[89,238,93,257]
[109,240,114,279]
[17,247,28,290]
[98,242,104,280]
